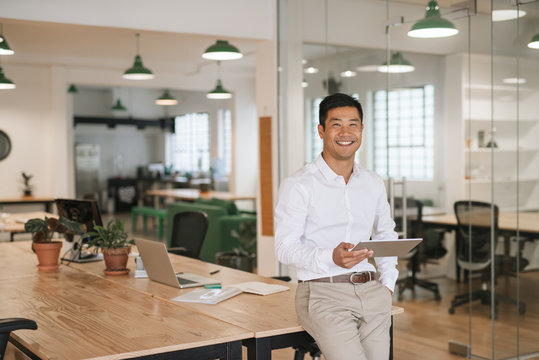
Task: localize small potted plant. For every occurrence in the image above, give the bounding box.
[21,172,33,197]
[215,221,257,272]
[86,218,134,275]
[24,217,83,271]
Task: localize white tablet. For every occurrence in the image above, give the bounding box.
[351,238,422,257]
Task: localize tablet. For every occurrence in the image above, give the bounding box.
[351,238,422,257]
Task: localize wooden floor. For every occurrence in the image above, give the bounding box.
[5,211,537,360]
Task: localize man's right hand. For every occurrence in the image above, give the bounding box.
[332,242,374,269]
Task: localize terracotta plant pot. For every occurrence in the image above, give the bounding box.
[33,241,63,271]
[102,246,131,275]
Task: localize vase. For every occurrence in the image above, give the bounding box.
[33,241,63,271]
[102,246,131,275]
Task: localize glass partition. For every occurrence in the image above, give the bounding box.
[278,0,539,358]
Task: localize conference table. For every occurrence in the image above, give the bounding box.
[4,240,403,359]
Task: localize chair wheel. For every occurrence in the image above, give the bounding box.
[519,305,526,315]
[398,294,403,301]
[449,307,455,314]
[435,294,441,301]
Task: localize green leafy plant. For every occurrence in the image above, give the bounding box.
[21,172,33,195]
[86,218,134,249]
[230,221,257,256]
[25,217,84,243]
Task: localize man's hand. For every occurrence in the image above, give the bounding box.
[332,242,374,269]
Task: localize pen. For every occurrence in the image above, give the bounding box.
[204,284,222,289]
[209,270,220,275]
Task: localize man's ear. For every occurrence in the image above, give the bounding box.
[317,124,324,139]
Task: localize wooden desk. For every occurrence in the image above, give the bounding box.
[0,211,57,241]
[65,243,403,360]
[146,188,255,207]
[0,242,252,360]
[0,197,55,212]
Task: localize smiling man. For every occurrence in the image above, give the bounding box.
[275,93,398,360]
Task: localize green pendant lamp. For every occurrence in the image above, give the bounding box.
[408,1,459,38]
[123,33,154,80]
[207,61,232,99]
[207,79,232,99]
[111,99,127,111]
[0,66,15,89]
[67,84,78,93]
[155,89,178,105]
[202,40,243,61]
[528,34,539,49]
[378,52,415,73]
[0,36,14,55]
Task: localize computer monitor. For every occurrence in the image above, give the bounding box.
[56,198,103,263]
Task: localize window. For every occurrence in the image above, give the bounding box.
[217,109,232,176]
[372,85,434,180]
[169,113,210,173]
[306,97,323,162]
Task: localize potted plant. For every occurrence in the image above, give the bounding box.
[215,221,257,272]
[24,217,83,271]
[21,172,33,197]
[86,218,134,275]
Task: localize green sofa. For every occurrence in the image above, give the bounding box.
[166,198,256,263]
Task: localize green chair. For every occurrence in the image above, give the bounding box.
[167,199,256,263]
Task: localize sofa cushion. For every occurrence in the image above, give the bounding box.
[195,197,239,216]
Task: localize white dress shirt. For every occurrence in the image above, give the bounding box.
[274,155,399,291]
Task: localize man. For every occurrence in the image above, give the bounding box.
[274,93,398,360]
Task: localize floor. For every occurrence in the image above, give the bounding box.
[5,210,539,360]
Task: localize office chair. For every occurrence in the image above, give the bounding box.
[394,197,441,301]
[0,318,37,358]
[167,211,209,259]
[449,201,525,317]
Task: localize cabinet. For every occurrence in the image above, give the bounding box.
[446,54,539,211]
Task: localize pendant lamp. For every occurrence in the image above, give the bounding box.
[155,90,178,105]
[492,9,526,22]
[67,84,78,93]
[377,52,415,73]
[528,34,539,49]
[202,40,243,61]
[111,99,127,111]
[207,61,232,99]
[0,66,15,89]
[123,33,154,80]
[408,1,459,38]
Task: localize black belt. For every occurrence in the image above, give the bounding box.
[299,271,377,284]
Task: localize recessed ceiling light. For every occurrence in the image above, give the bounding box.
[304,67,319,74]
[492,9,526,22]
[503,77,526,85]
[340,70,357,78]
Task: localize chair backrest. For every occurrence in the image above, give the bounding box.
[453,200,499,264]
[0,318,37,357]
[169,211,209,259]
[393,197,423,239]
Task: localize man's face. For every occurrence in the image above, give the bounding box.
[318,106,363,163]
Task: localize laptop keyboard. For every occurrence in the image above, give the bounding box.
[177,276,197,285]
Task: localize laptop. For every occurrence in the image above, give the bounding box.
[135,238,221,289]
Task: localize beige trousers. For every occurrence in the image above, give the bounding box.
[295,280,392,360]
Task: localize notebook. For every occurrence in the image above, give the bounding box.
[351,238,423,257]
[134,238,221,289]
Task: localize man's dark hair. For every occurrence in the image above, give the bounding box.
[319,93,363,129]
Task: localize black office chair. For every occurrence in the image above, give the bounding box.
[0,318,37,358]
[449,201,525,317]
[167,211,209,259]
[394,197,441,301]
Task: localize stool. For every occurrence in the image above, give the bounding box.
[131,206,167,238]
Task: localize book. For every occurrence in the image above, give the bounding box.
[171,287,242,304]
[230,281,289,296]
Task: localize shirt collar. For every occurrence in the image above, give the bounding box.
[314,154,362,182]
